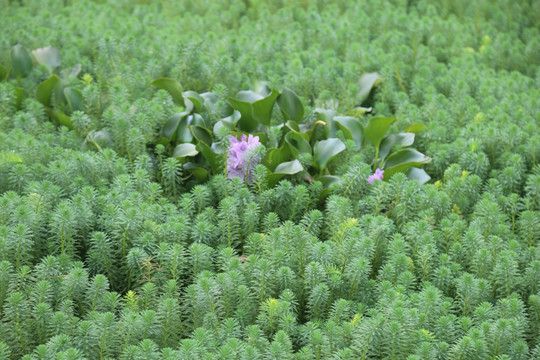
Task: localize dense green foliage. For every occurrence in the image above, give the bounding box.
[0,0,539,359]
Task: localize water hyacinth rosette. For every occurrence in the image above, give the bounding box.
[227,134,262,183]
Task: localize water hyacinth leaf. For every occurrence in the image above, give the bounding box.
[183,91,204,113]
[334,116,364,150]
[11,45,33,78]
[32,46,61,71]
[151,77,184,105]
[313,138,346,171]
[267,160,303,187]
[36,74,61,107]
[196,142,221,173]
[277,87,304,122]
[363,116,396,148]
[253,132,268,146]
[0,63,7,81]
[285,131,312,157]
[176,115,193,143]
[49,109,73,129]
[252,88,279,125]
[230,88,279,130]
[63,87,84,112]
[264,144,291,172]
[383,148,431,179]
[162,112,188,141]
[173,143,199,158]
[189,125,213,145]
[285,120,300,132]
[357,72,382,104]
[405,167,431,184]
[378,132,415,161]
[184,163,209,182]
[86,129,113,150]
[404,123,427,133]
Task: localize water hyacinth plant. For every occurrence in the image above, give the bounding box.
[227,134,262,183]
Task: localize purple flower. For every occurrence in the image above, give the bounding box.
[367,168,384,185]
[227,134,262,183]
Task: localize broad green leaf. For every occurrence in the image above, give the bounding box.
[63,87,84,112]
[314,108,336,123]
[189,125,213,145]
[162,112,187,141]
[183,91,204,113]
[404,123,427,133]
[151,77,184,105]
[36,74,61,107]
[252,88,279,125]
[219,110,241,131]
[358,72,382,104]
[267,160,303,187]
[230,88,279,131]
[405,167,431,184]
[0,63,7,81]
[285,120,300,132]
[49,109,73,129]
[176,115,193,143]
[285,131,312,157]
[184,163,209,182]
[11,45,33,78]
[264,145,291,172]
[277,87,304,122]
[32,46,61,71]
[313,138,346,171]
[189,113,206,128]
[363,116,396,148]
[196,142,221,173]
[334,116,364,150]
[173,143,199,158]
[379,132,415,161]
[383,148,431,179]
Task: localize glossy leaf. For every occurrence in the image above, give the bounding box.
[277,87,304,122]
[267,160,303,187]
[189,125,213,145]
[313,138,346,171]
[183,91,204,113]
[405,167,431,184]
[378,132,415,161]
[32,46,61,71]
[383,148,431,179]
[264,145,291,172]
[173,143,199,158]
[11,45,33,78]
[358,72,382,104]
[162,112,188,141]
[49,109,73,129]
[196,142,221,173]
[176,116,193,143]
[63,87,84,112]
[363,116,396,148]
[230,88,279,131]
[86,129,113,149]
[334,116,364,150]
[151,77,184,105]
[36,74,61,107]
[184,163,209,182]
[285,131,312,157]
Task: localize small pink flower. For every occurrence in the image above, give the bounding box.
[367,168,384,185]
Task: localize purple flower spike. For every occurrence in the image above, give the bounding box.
[367,168,384,185]
[227,134,262,184]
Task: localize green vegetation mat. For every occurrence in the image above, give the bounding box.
[0,0,539,359]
